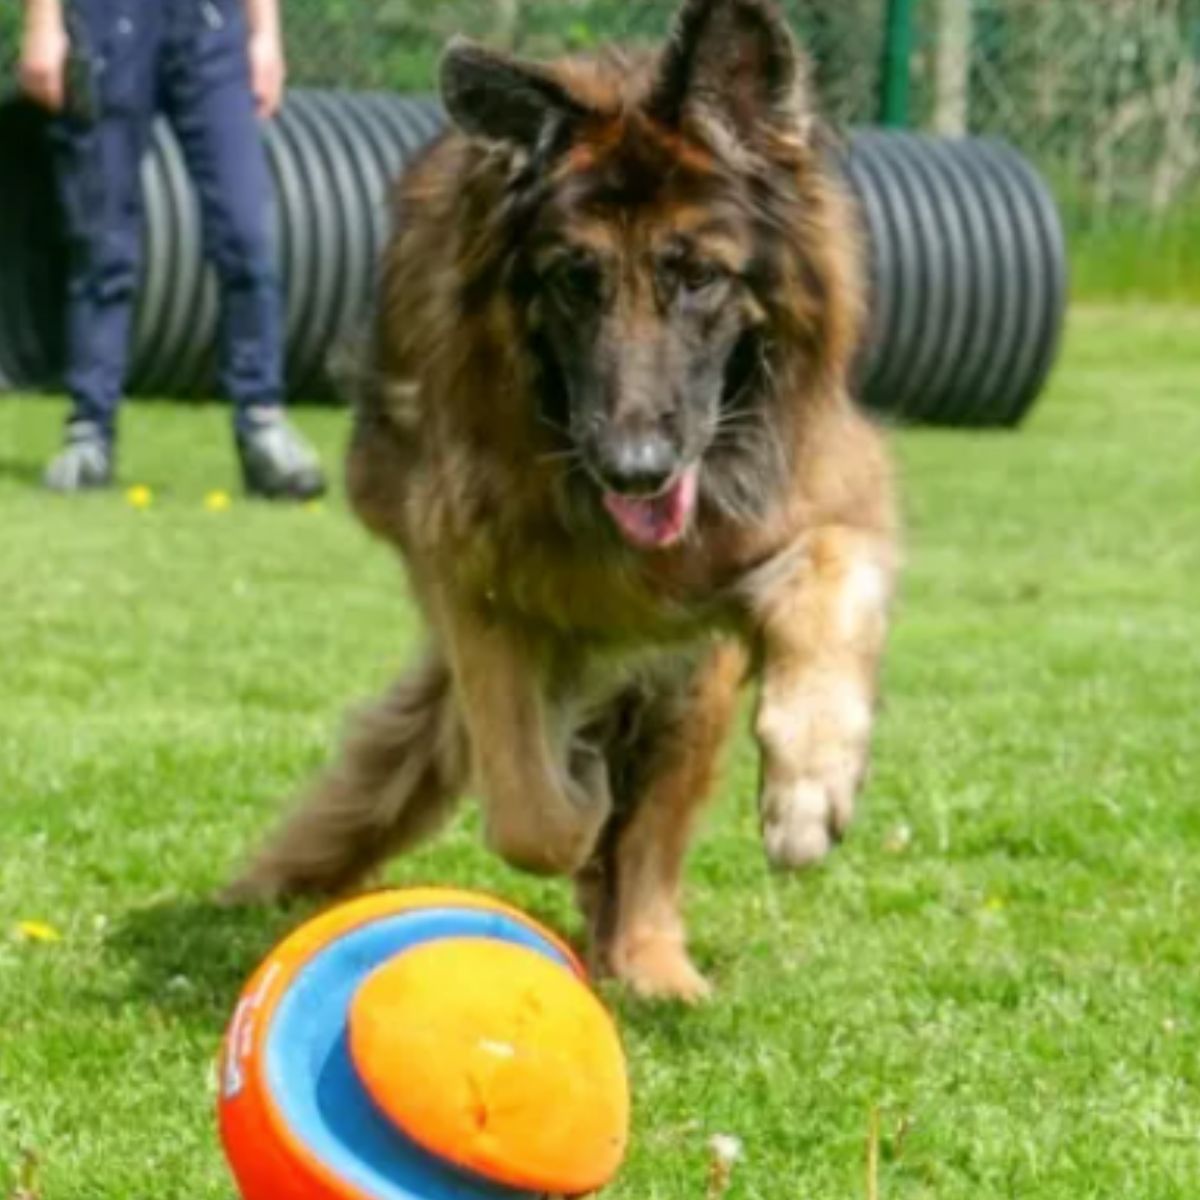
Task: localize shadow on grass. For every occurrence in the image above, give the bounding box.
[101,888,728,1050]
[0,455,44,487]
[103,897,320,1026]
[100,886,589,1028]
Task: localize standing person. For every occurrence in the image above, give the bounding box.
[17,0,326,499]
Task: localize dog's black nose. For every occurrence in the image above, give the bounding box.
[596,433,676,496]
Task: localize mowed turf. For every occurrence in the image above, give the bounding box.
[1,306,1198,1199]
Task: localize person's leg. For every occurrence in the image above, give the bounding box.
[45,3,159,490]
[161,0,323,498]
[162,0,281,423]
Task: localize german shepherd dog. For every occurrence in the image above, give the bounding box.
[226,0,898,1001]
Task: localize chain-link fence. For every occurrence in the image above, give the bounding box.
[288,0,889,126]
[282,0,1200,228]
[965,0,1200,221]
[3,1,1199,283]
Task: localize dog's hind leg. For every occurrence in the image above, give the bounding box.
[221,652,466,904]
[589,641,745,1002]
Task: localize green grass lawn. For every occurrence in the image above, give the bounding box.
[2,306,1198,1199]
[1069,211,1200,305]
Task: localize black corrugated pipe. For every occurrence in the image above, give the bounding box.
[0,97,66,391]
[845,131,1067,425]
[0,90,1065,426]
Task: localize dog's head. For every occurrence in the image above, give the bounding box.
[441,0,859,549]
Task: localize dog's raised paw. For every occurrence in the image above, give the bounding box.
[760,778,851,871]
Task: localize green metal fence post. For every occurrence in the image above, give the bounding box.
[880,0,915,127]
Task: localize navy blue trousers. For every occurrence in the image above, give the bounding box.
[52,0,282,436]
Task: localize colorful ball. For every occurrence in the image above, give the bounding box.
[217,888,629,1200]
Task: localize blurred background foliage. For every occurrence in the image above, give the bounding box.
[2,0,1198,299]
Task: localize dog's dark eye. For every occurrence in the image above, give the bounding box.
[680,260,724,293]
[659,254,727,301]
[547,253,603,305]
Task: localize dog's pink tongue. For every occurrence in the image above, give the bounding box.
[603,468,698,549]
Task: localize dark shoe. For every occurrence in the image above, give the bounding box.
[43,420,114,493]
[236,408,327,501]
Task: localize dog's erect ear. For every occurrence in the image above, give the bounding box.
[648,0,812,149]
[441,38,588,152]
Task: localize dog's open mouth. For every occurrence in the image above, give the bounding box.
[602,466,699,549]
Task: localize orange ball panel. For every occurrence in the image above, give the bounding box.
[349,938,629,1195]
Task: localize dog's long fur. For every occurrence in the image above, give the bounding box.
[226,0,898,1000]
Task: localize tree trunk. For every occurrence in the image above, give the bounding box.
[933,0,971,136]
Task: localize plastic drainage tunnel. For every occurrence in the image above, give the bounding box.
[0,90,1066,427]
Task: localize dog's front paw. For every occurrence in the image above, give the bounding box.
[482,741,612,877]
[760,776,855,870]
[607,933,712,1004]
[485,800,607,878]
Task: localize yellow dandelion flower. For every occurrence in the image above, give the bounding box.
[304,499,325,514]
[16,920,62,943]
[126,484,153,509]
[204,490,232,512]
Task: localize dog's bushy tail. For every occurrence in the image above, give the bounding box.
[222,652,466,904]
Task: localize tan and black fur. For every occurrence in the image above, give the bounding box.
[225,0,898,1001]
